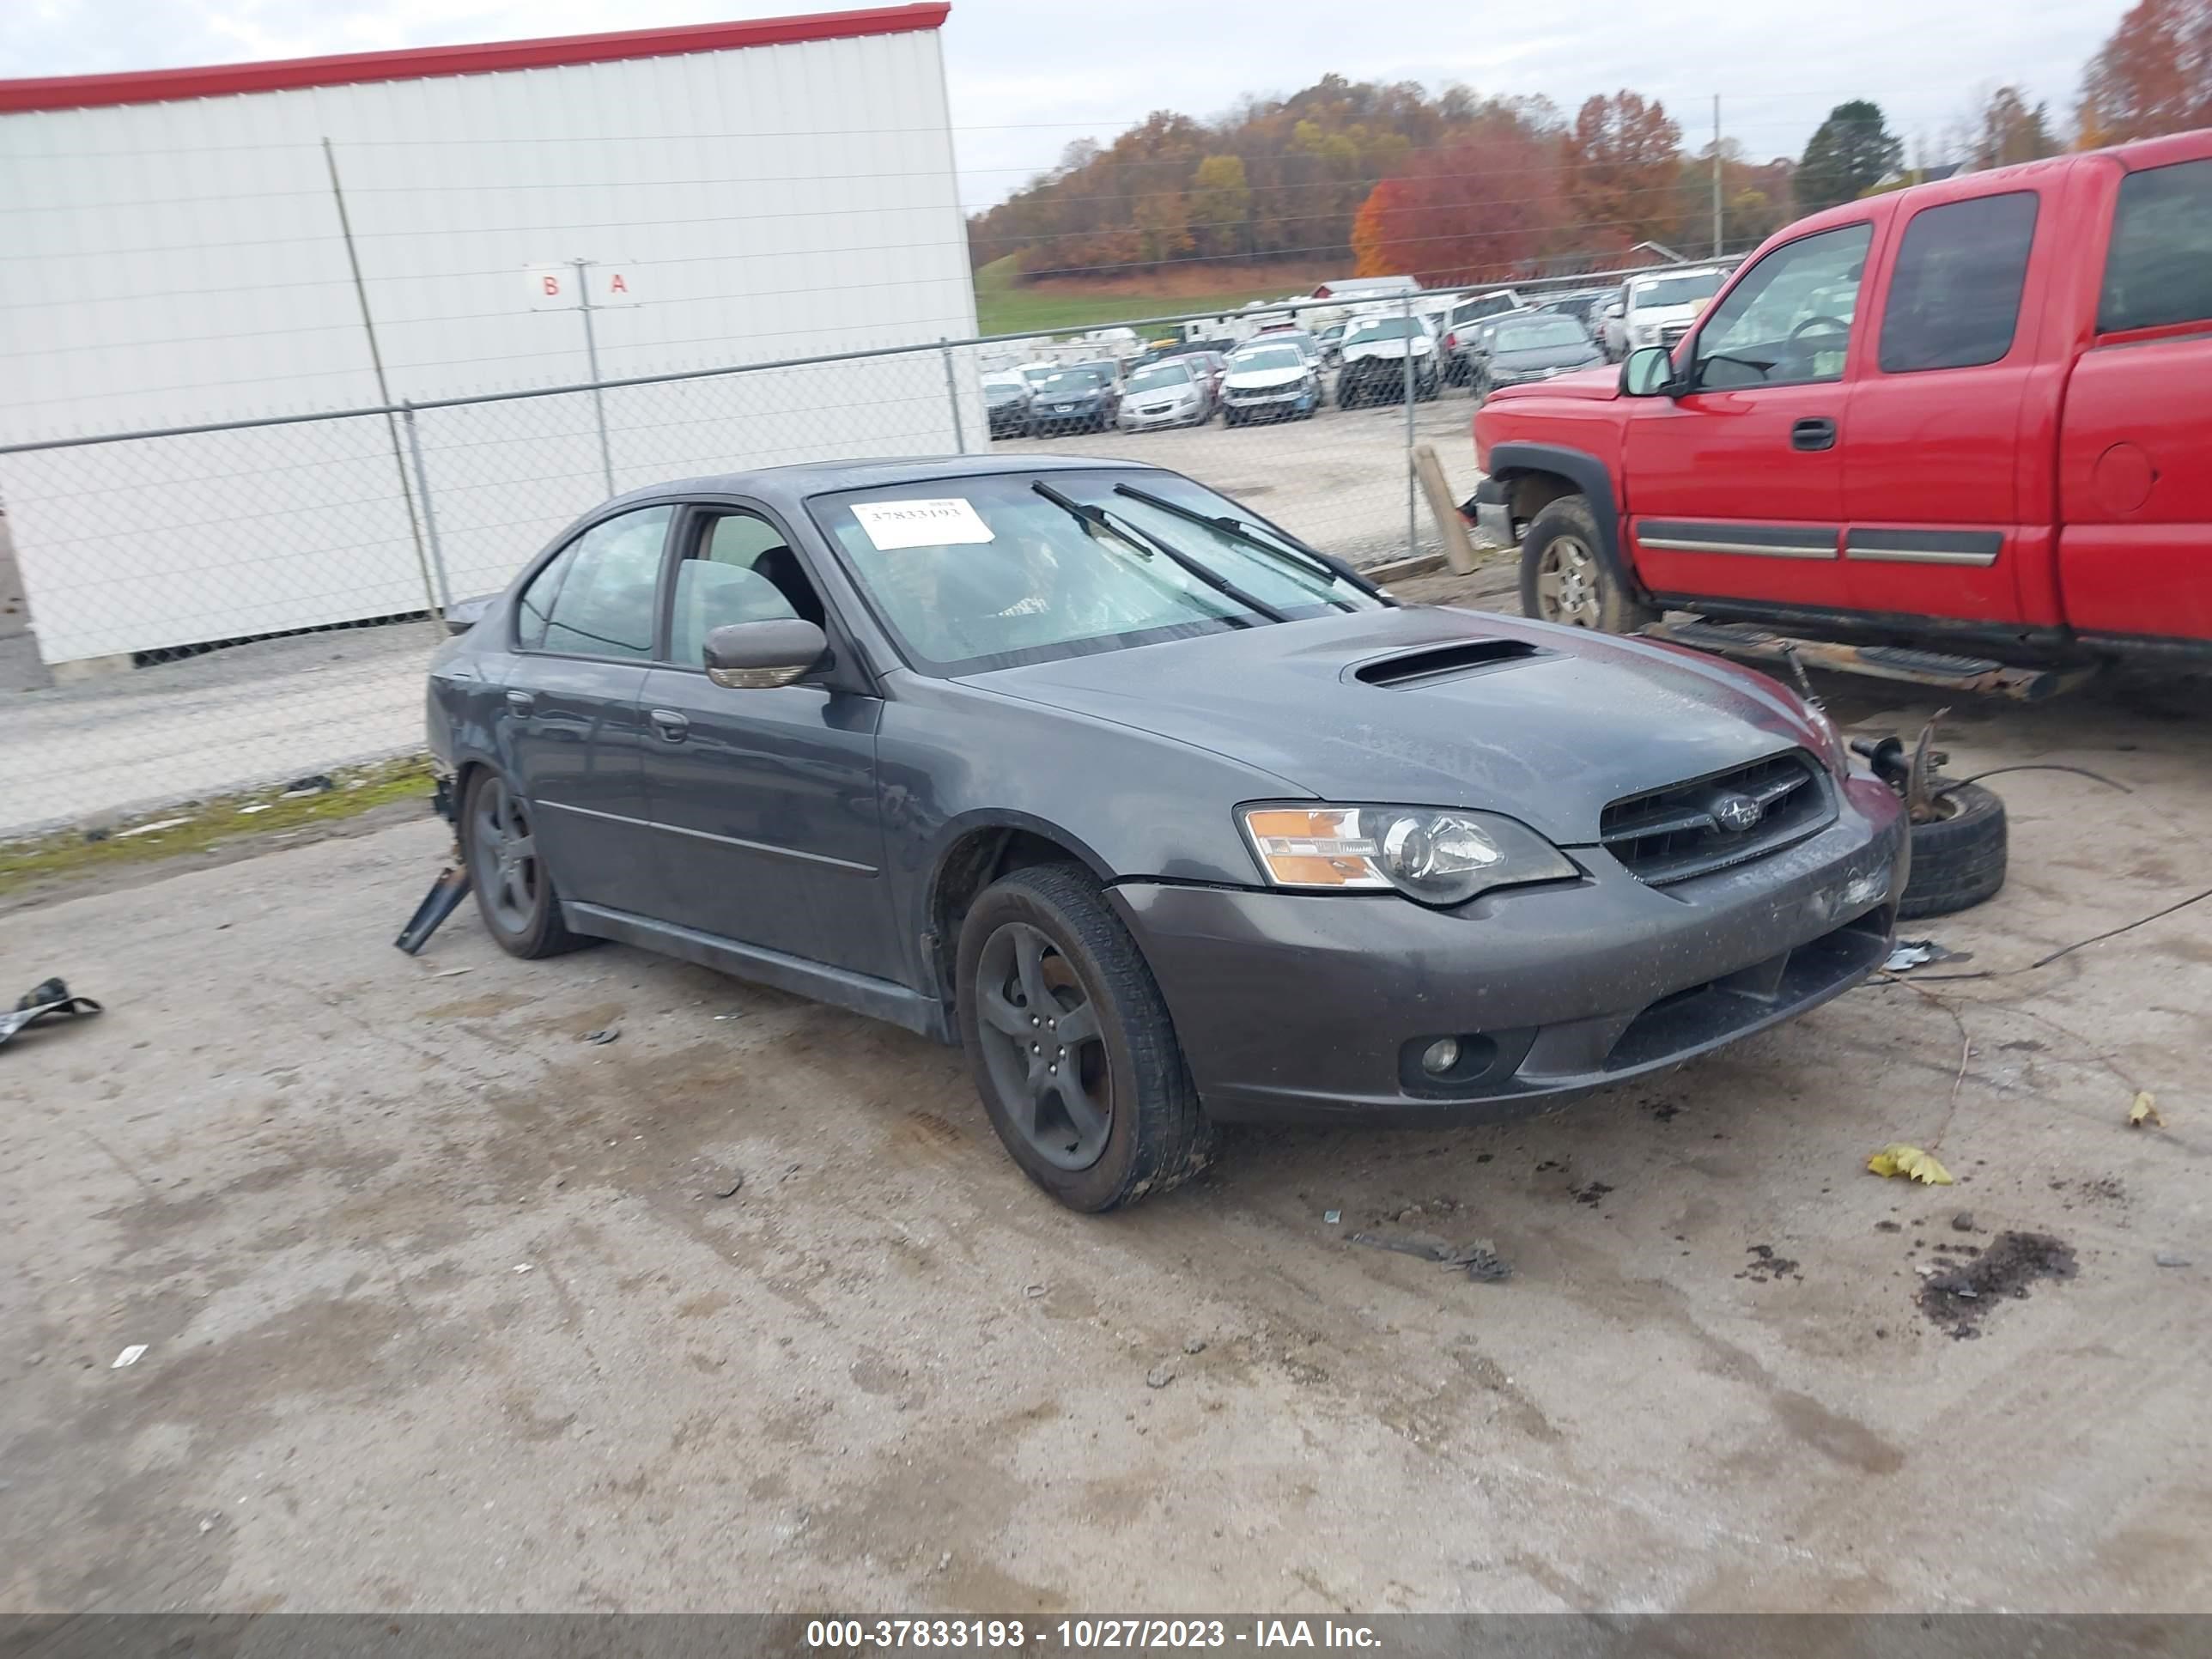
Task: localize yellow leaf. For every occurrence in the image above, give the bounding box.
[2128,1091,2165,1129]
[1867,1143,1954,1185]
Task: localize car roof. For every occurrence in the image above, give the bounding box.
[605,454,1167,510]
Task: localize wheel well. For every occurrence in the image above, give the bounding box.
[927,826,1087,999]
[1501,470,1580,530]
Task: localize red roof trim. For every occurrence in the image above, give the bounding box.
[0,3,951,115]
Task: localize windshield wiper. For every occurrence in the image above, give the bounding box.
[1109,483,1376,608]
[1031,482,1289,625]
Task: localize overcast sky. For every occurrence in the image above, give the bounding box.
[6,0,2122,209]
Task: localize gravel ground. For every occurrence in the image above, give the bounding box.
[1,398,1481,838]
[4,568,2207,1615]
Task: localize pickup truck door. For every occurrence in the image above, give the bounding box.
[1839,185,2049,625]
[2055,147,2212,647]
[1622,222,1876,615]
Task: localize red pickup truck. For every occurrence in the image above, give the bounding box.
[1471,129,2212,687]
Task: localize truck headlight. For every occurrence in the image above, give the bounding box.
[1239,805,1577,907]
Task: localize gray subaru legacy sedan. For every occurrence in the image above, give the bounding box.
[425,457,1905,1211]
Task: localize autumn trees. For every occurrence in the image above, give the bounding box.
[2078,0,2212,144]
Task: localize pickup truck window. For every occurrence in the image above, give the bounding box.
[1878,191,2039,373]
[2100,158,2212,334]
[1689,223,1872,392]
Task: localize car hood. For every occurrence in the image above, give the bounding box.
[1485,363,1620,404]
[1224,367,1305,389]
[1629,302,1704,325]
[970,606,1832,846]
[1341,337,1431,362]
[1127,380,1198,399]
[1492,343,1604,372]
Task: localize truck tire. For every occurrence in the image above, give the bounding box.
[1899,782,2008,920]
[1518,495,1656,634]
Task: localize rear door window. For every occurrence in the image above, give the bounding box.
[532,505,673,660]
[1879,191,2039,372]
[2100,157,2212,333]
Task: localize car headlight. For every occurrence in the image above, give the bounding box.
[1239,805,1577,907]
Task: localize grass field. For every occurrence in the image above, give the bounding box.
[972,254,1329,338]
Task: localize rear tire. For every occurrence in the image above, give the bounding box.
[1899,783,2008,919]
[464,769,584,959]
[1518,495,1658,634]
[956,863,1212,1212]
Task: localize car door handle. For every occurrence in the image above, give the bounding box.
[648,708,690,742]
[1791,416,1838,452]
[505,690,535,716]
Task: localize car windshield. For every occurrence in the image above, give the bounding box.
[1036,369,1105,395]
[1126,362,1193,392]
[1494,316,1590,351]
[1346,316,1419,343]
[983,380,1025,402]
[1631,272,1724,310]
[1231,347,1302,373]
[808,470,1382,674]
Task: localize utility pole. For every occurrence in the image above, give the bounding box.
[1711,95,1723,258]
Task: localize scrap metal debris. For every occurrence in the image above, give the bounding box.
[2128,1091,2166,1129]
[394,861,471,955]
[1350,1229,1512,1282]
[0,979,104,1050]
[1884,939,1970,974]
[111,1345,146,1369]
[583,1026,622,1046]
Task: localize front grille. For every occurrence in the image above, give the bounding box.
[1600,750,1832,885]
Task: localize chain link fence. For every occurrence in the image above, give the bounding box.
[0,268,1714,838]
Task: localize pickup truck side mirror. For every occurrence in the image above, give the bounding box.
[1620,344,1680,398]
[703,618,828,690]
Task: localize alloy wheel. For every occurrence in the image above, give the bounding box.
[972,921,1112,1170]
[471,776,539,933]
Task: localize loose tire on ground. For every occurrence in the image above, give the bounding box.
[1516,494,1659,634]
[1899,782,2008,920]
[956,863,1212,1212]
[463,769,585,959]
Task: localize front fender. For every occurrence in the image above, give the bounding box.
[1482,441,1649,605]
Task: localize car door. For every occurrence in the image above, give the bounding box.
[502,503,673,917]
[2057,149,2212,645]
[636,503,901,981]
[1841,187,2045,623]
[1622,221,1878,613]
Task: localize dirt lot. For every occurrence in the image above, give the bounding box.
[3,566,2209,1614]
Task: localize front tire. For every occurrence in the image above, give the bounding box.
[464,769,583,959]
[956,864,1212,1212]
[1517,495,1658,634]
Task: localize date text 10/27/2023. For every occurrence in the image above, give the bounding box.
[805,1620,1384,1650]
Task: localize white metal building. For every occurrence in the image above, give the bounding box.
[0,3,977,670]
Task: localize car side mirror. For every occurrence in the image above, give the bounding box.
[703,618,828,690]
[1620,344,1680,398]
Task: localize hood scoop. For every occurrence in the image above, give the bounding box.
[1351,638,1544,689]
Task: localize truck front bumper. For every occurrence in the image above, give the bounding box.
[1472,475,1515,549]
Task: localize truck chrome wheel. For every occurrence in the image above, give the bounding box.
[1535,535,1602,627]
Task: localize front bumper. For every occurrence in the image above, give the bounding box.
[1111,775,1905,1126]
[1121,400,1203,430]
[1472,476,1514,547]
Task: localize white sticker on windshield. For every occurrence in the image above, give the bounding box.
[850,497,996,550]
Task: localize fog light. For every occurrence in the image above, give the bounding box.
[1420,1037,1462,1076]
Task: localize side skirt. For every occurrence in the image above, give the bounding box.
[562,902,953,1044]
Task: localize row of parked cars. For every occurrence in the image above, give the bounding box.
[981,268,1743,440]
